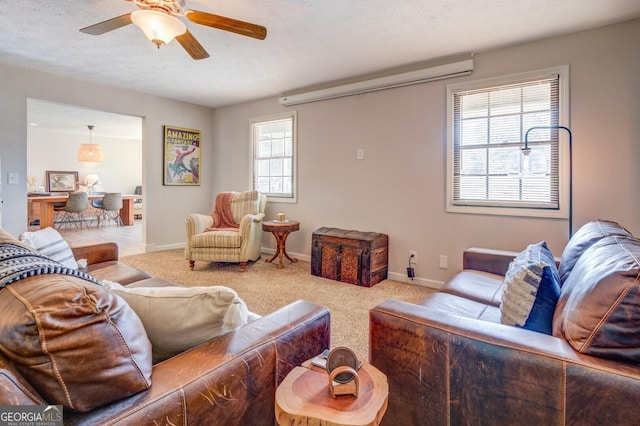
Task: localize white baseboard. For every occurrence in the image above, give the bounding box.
[152,242,185,252]
[261,247,311,262]
[386,271,443,289]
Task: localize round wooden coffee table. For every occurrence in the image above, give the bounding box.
[262,220,300,269]
[275,354,388,426]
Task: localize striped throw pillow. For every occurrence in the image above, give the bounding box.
[19,227,78,269]
[500,241,560,334]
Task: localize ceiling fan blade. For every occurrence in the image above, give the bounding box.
[176,30,210,60]
[185,10,267,40]
[80,14,133,35]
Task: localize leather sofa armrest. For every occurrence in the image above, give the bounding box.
[64,300,330,425]
[0,354,47,406]
[370,299,640,425]
[71,242,119,264]
[463,247,519,275]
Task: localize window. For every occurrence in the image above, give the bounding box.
[446,66,570,218]
[251,112,297,202]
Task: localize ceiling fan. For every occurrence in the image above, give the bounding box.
[80,0,267,60]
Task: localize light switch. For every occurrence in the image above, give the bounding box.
[357,148,365,160]
[7,172,18,185]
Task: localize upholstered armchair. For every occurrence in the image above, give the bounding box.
[185,190,267,272]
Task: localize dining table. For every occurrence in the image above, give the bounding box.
[28,194,141,229]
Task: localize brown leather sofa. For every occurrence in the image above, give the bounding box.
[370,220,640,425]
[0,236,330,425]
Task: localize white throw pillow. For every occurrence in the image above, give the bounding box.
[19,227,78,269]
[103,281,249,363]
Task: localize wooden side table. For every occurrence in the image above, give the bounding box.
[262,220,300,269]
[275,354,388,426]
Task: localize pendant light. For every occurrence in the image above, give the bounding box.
[77,124,104,162]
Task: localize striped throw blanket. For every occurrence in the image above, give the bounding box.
[0,243,101,290]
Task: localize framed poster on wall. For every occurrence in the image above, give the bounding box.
[163,125,201,186]
[46,171,78,192]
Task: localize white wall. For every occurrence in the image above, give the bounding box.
[0,65,214,252]
[212,19,640,285]
[27,127,142,194]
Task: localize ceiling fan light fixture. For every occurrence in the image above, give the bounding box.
[131,9,186,48]
[77,125,104,162]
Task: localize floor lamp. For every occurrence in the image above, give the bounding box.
[523,125,573,239]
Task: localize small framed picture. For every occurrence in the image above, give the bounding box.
[163,125,201,186]
[46,171,78,192]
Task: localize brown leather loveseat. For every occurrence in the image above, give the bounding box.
[0,230,330,425]
[370,220,640,425]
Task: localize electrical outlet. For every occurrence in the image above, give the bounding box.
[409,250,417,264]
[439,255,448,269]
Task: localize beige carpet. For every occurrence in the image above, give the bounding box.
[120,250,436,358]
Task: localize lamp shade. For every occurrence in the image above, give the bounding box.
[78,124,104,162]
[85,174,101,187]
[77,143,104,162]
[506,148,547,177]
[131,10,186,47]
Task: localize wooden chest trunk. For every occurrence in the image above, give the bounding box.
[311,227,388,287]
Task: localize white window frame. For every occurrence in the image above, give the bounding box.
[250,111,297,203]
[446,66,570,218]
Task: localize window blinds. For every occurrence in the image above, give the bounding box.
[452,75,560,209]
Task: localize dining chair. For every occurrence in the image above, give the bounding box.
[133,186,142,219]
[88,191,106,227]
[56,191,89,230]
[53,201,66,224]
[95,192,123,228]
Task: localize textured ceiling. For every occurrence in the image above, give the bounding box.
[4,0,640,134]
